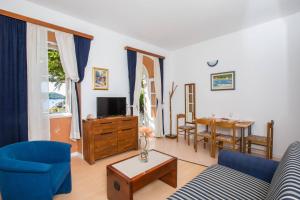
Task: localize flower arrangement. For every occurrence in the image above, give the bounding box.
[138,127,153,162]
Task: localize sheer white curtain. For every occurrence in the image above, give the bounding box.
[153,57,163,137]
[133,53,144,117]
[27,23,50,140]
[143,69,151,128]
[55,31,81,140]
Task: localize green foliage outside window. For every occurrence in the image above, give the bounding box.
[48,49,66,114]
[48,49,65,89]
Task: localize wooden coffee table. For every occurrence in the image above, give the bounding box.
[107,150,177,200]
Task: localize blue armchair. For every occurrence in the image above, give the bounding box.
[0,141,72,200]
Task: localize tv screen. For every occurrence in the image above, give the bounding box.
[97,97,126,118]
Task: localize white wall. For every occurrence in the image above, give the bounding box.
[1,0,299,157]
[167,12,300,157]
[0,0,170,119]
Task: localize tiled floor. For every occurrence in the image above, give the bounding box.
[54,151,206,200]
[151,136,218,166]
[1,137,213,200]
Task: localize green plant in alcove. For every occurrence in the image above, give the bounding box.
[139,90,145,114]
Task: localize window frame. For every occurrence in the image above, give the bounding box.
[48,39,71,117]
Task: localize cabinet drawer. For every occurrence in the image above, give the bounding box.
[118,128,136,139]
[94,132,117,158]
[118,140,136,153]
[118,119,137,130]
[92,121,118,134]
[118,128,137,152]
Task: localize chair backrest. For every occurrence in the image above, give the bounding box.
[177,114,186,127]
[215,120,236,129]
[195,118,217,138]
[266,141,300,200]
[0,141,70,164]
[215,120,237,139]
[177,114,185,119]
[267,120,274,146]
[195,118,211,126]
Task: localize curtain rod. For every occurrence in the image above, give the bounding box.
[125,46,165,59]
[0,9,94,40]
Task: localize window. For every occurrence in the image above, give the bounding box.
[48,39,70,114]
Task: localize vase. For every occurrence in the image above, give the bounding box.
[139,133,149,162]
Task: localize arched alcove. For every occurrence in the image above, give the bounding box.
[142,55,156,118]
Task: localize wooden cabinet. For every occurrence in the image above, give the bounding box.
[83,116,138,164]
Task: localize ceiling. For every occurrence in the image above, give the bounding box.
[27,0,300,50]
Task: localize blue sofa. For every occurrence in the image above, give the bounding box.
[169,141,300,200]
[0,141,72,200]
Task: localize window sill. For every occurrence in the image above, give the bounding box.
[50,113,72,119]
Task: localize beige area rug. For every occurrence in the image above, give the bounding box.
[151,137,218,167]
[54,150,206,200]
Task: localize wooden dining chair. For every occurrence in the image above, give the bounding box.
[194,118,216,157]
[215,120,241,152]
[245,120,274,159]
[176,114,195,145]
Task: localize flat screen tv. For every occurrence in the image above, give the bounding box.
[97,97,126,118]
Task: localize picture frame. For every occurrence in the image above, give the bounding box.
[211,71,235,91]
[92,67,109,90]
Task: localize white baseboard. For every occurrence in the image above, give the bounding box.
[71,152,83,159]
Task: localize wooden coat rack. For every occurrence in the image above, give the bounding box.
[165,82,178,138]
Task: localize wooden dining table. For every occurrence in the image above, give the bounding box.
[235,120,255,153]
[194,118,254,157]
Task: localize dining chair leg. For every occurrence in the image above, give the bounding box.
[270,146,273,160]
[270,144,273,159]
[194,134,197,152]
[240,128,245,153]
[239,139,243,152]
[219,141,223,150]
[188,132,190,145]
[247,141,251,154]
[266,146,269,159]
[184,130,186,140]
[203,138,207,149]
[210,141,216,158]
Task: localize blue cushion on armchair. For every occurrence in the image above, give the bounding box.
[0,141,72,200]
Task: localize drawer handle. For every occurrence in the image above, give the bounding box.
[122,119,132,122]
[102,132,113,135]
[122,128,132,131]
[114,181,120,191]
[100,122,113,125]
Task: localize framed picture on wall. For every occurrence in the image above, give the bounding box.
[211,71,235,91]
[93,67,109,90]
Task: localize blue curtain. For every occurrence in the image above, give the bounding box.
[159,58,165,135]
[74,35,91,82]
[0,15,28,147]
[127,50,137,115]
[74,35,91,134]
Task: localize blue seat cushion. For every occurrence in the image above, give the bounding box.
[50,162,70,193]
[168,164,270,200]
